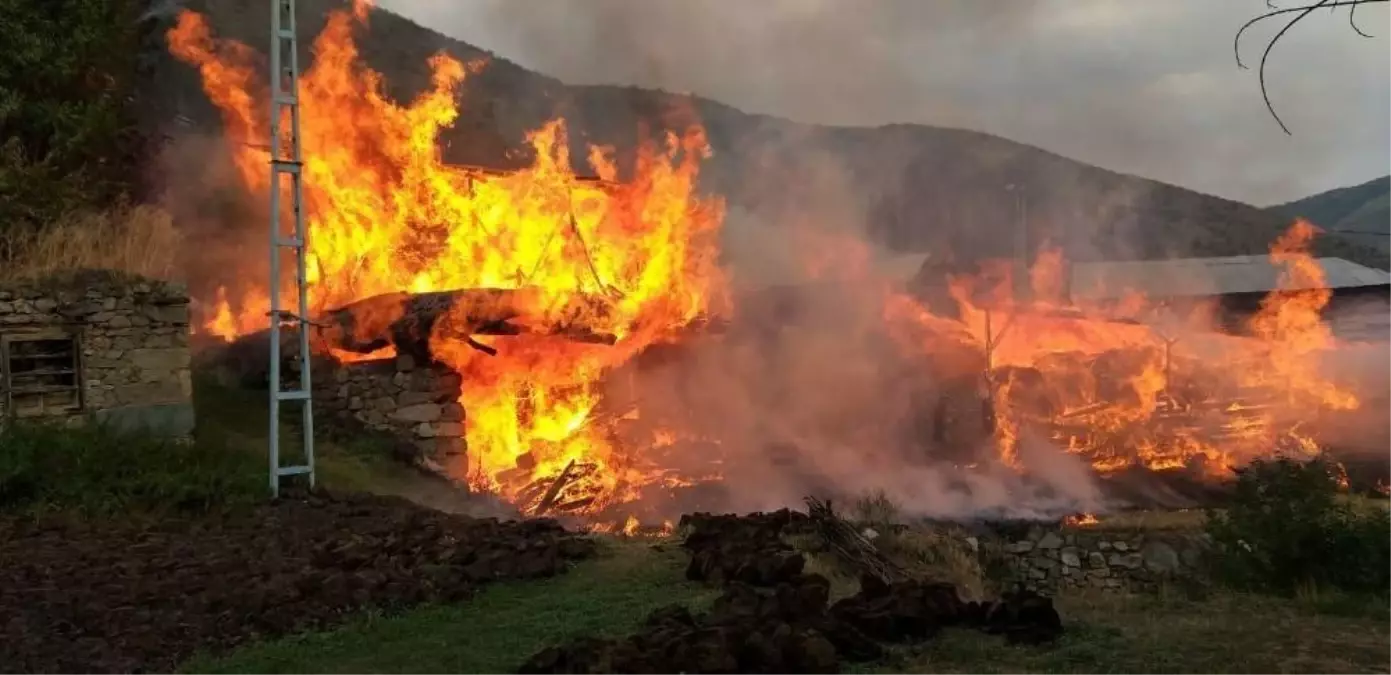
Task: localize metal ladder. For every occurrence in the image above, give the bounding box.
[267,0,315,496]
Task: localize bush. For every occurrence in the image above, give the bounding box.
[1206,455,1390,595]
[0,420,263,516]
[0,0,149,233]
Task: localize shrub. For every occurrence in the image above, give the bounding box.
[0,420,262,516]
[0,0,150,233]
[1206,455,1390,595]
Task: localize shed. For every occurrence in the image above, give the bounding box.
[0,271,195,437]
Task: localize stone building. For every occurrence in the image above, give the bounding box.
[0,271,194,437]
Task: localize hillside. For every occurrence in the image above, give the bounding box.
[146,0,1389,270]
[1274,175,1390,256]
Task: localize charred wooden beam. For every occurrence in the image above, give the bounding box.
[312,287,619,363]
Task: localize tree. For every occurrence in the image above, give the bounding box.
[0,0,147,231]
[1234,0,1389,134]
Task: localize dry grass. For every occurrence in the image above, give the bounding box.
[787,491,991,599]
[0,205,182,282]
[1083,507,1208,531]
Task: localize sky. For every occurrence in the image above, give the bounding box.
[375,0,1390,206]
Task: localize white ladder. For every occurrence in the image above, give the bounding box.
[267,0,315,496]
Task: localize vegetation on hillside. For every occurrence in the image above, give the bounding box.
[1275,175,1390,255]
[0,0,151,236]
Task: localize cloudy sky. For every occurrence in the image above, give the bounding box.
[375,0,1389,206]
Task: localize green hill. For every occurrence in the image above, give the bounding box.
[1274,175,1389,256]
[143,0,1389,270]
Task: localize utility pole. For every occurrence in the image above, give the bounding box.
[267,0,315,496]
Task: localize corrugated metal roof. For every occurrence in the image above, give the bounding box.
[1070,256,1391,302]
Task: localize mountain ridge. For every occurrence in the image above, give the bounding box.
[150,0,1389,270]
[1273,175,1389,257]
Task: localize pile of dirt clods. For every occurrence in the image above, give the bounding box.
[518,509,1062,674]
[0,492,596,673]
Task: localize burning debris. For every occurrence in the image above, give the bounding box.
[313,288,620,363]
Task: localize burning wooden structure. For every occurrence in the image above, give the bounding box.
[908,224,1385,494]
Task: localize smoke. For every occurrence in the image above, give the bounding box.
[379,0,1389,206]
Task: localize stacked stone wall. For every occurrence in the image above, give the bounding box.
[0,271,193,437]
[310,353,466,473]
[979,524,1210,594]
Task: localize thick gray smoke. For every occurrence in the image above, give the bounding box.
[379,0,1389,206]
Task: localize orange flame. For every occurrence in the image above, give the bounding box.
[893,221,1360,477]
[169,7,725,511]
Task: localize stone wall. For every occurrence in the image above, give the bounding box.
[0,271,193,437]
[310,353,466,474]
[980,524,1210,594]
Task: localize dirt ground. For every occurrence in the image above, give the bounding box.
[0,492,594,673]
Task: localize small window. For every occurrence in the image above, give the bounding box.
[2,332,82,418]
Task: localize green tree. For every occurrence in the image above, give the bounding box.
[0,0,146,232]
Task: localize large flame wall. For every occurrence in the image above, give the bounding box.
[169,4,726,511]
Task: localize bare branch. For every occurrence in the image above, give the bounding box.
[1234,0,1389,134]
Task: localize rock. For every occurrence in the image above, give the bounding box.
[1005,540,1034,554]
[1112,541,1129,552]
[1140,541,1180,574]
[1098,541,1111,551]
[1036,532,1064,550]
[392,403,442,423]
[1087,551,1107,569]
[128,348,191,372]
[1179,545,1204,569]
[1060,549,1081,568]
[397,390,435,406]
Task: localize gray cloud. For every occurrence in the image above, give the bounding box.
[376,0,1389,205]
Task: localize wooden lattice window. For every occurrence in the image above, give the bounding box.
[1,332,83,419]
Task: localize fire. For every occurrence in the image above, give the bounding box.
[893,221,1359,479]
[1064,512,1100,527]
[169,6,724,512]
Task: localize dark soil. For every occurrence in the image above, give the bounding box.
[0,492,596,673]
[519,509,1062,674]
